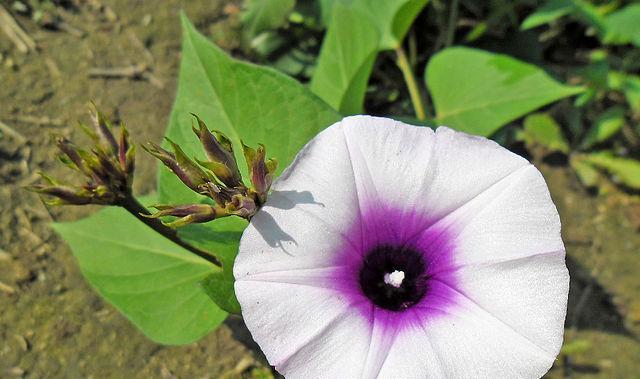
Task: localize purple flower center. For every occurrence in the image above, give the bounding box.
[359,245,429,311]
[329,205,459,333]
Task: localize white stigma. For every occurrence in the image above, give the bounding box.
[383,270,405,288]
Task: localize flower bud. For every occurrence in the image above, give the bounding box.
[191,115,242,188]
[28,106,136,206]
[242,142,277,204]
[143,139,212,193]
[143,203,224,228]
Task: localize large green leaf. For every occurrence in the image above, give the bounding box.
[179,223,244,314]
[53,199,227,345]
[426,47,584,136]
[309,3,379,115]
[159,15,340,310]
[160,14,340,205]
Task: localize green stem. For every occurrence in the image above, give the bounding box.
[395,47,428,121]
[445,0,459,47]
[118,195,223,268]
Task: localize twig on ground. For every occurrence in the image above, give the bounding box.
[127,29,155,65]
[0,281,16,295]
[0,4,37,53]
[89,63,164,88]
[0,120,27,145]
[4,114,63,127]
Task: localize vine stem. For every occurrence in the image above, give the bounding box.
[118,195,223,268]
[395,46,428,121]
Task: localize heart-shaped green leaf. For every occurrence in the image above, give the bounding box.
[53,199,227,345]
[426,47,584,136]
[157,14,340,313]
[160,14,340,205]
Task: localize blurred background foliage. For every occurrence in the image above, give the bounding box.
[239,0,640,194]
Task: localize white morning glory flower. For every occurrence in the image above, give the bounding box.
[234,116,569,379]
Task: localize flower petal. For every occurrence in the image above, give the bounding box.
[234,124,360,278]
[383,281,558,379]
[234,280,368,376]
[440,251,569,357]
[434,164,564,266]
[339,118,529,223]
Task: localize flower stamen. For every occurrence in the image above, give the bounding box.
[383,270,405,288]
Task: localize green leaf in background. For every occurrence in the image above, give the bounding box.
[53,198,227,345]
[520,0,606,35]
[161,14,340,205]
[179,223,244,314]
[520,0,574,30]
[623,76,640,114]
[570,156,601,188]
[560,339,592,355]
[580,106,625,149]
[583,151,640,189]
[318,0,427,49]
[311,0,428,114]
[241,0,296,46]
[309,3,379,115]
[602,4,640,47]
[159,15,340,307]
[426,47,584,136]
[520,113,569,153]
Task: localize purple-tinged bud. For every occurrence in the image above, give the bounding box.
[142,203,226,228]
[191,115,242,188]
[230,194,258,218]
[118,125,135,177]
[90,105,119,155]
[242,142,277,204]
[143,140,212,193]
[27,184,94,205]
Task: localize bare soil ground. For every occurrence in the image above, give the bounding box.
[0,1,638,378]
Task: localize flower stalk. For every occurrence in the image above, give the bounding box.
[395,46,429,121]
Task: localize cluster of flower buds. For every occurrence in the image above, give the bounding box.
[142,115,277,228]
[27,105,135,206]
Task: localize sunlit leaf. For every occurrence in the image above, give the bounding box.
[520,113,569,153]
[241,0,296,46]
[158,15,340,310]
[310,3,379,114]
[53,197,227,345]
[161,14,340,205]
[318,0,428,49]
[581,106,625,149]
[311,0,428,114]
[426,47,584,136]
[583,151,640,189]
